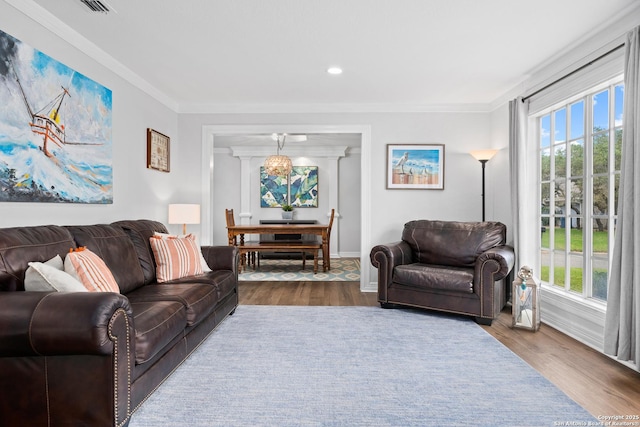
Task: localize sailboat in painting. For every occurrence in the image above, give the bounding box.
[14,69,103,158]
[15,75,70,158]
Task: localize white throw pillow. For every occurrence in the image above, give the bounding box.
[153,232,212,272]
[25,255,88,292]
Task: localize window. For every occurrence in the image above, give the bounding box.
[538,80,623,303]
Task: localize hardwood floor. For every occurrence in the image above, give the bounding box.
[481,307,640,419]
[239,280,378,306]
[238,280,640,418]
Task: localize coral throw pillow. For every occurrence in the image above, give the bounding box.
[153,232,211,272]
[64,247,120,293]
[149,233,204,283]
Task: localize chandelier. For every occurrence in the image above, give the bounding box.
[264,134,293,176]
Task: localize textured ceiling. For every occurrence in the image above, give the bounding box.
[15,0,640,112]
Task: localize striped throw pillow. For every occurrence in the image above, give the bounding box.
[152,232,211,272]
[64,248,120,293]
[149,233,204,283]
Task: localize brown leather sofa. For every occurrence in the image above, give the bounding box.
[0,219,238,427]
[370,220,514,325]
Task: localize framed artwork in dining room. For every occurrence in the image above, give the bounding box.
[260,167,289,207]
[386,144,445,190]
[259,166,319,207]
[289,166,318,207]
[147,128,170,172]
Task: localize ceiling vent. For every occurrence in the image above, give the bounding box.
[79,0,112,13]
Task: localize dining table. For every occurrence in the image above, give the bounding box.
[226,223,332,271]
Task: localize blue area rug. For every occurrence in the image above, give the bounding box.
[238,258,360,281]
[129,306,595,427]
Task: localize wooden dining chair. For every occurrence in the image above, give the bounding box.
[323,209,335,271]
[225,208,258,270]
[225,209,237,244]
[301,208,334,272]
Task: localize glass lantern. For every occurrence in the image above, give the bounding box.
[512,265,541,331]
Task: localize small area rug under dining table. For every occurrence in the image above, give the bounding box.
[128,305,595,427]
[238,257,360,281]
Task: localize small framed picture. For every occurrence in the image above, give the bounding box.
[386,144,445,189]
[147,128,170,172]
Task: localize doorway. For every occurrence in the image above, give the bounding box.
[200,124,373,291]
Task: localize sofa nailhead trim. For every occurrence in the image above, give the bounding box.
[109,308,132,427]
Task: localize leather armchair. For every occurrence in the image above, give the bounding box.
[370,220,514,325]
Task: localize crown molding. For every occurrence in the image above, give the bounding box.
[177,102,493,114]
[5,0,178,111]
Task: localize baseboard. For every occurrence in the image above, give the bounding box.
[339,251,360,258]
[362,281,377,293]
[540,287,606,352]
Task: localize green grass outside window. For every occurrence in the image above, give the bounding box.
[540,228,608,253]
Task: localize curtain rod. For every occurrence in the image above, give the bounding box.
[522,42,625,102]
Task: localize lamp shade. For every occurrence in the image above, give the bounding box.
[168,204,201,225]
[264,155,293,176]
[470,149,499,162]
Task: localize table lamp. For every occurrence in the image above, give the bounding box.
[168,204,200,234]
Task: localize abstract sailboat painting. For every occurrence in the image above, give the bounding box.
[0,28,113,203]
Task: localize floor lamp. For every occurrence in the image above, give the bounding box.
[469,150,498,222]
[168,204,201,234]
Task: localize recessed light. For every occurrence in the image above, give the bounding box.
[327,67,343,75]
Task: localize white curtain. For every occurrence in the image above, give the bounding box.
[509,97,530,272]
[604,25,640,369]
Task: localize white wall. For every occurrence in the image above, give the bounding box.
[0,3,190,235]
[178,112,502,289]
[489,103,512,244]
[338,147,361,256]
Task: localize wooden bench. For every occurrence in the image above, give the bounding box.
[227,209,335,274]
[237,240,322,273]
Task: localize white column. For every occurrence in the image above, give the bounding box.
[327,156,340,258]
[238,155,252,225]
